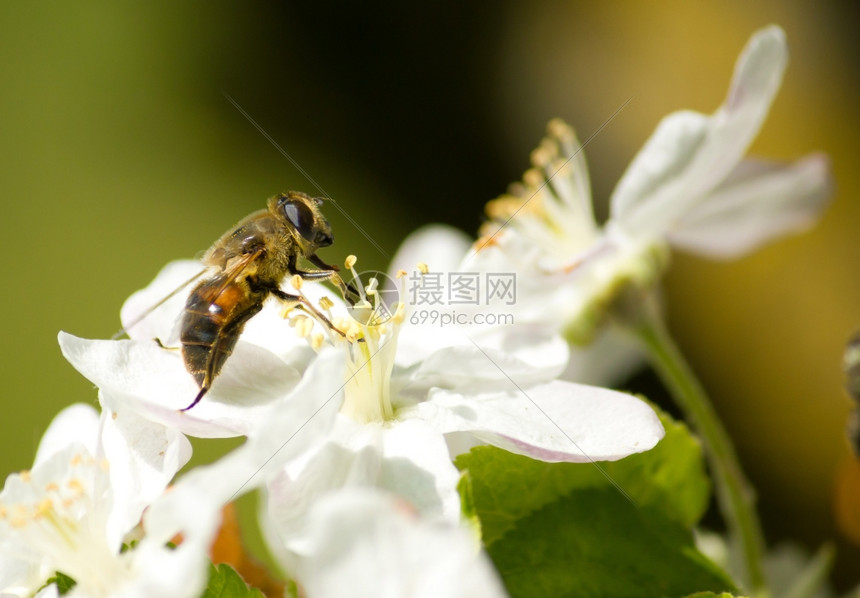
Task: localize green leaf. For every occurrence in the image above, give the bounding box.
[41,572,77,595]
[201,563,266,598]
[458,468,482,538]
[684,593,748,598]
[488,488,737,598]
[455,408,709,545]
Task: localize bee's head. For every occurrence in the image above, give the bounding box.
[270,191,334,250]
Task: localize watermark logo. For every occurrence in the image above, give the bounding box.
[345,270,400,326]
[344,269,518,328]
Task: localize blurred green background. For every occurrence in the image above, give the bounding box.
[2,0,858,589]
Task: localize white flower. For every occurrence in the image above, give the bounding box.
[136,348,346,598]
[471,25,831,342]
[390,223,648,386]
[129,258,662,571]
[57,231,663,582]
[59,260,333,438]
[0,403,193,598]
[283,488,509,598]
[248,263,664,558]
[58,251,664,501]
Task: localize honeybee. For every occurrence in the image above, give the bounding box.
[127,191,355,411]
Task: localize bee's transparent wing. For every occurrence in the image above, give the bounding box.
[112,263,210,342]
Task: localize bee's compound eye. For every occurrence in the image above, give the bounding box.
[281,199,317,242]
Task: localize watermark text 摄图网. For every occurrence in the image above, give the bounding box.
[407,271,516,307]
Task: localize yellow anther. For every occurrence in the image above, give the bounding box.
[319,296,334,311]
[293,316,314,338]
[473,232,500,249]
[35,498,54,518]
[112,412,118,420]
[396,269,407,279]
[70,454,82,466]
[290,274,304,291]
[508,181,527,197]
[0,505,7,519]
[523,168,544,189]
[547,118,574,142]
[345,255,357,269]
[45,483,59,493]
[417,262,429,275]
[495,193,541,218]
[344,319,364,340]
[19,470,31,483]
[530,139,557,167]
[485,196,523,220]
[11,505,29,527]
[67,479,84,494]
[310,333,325,350]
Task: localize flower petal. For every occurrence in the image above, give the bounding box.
[0,546,47,598]
[264,420,385,558]
[561,325,646,387]
[99,406,191,548]
[59,331,302,437]
[127,536,213,598]
[396,331,568,398]
[291,488,508,598]
[120,260,205,342]
[667,154,832,258]
[143,348,346,545]
[33,403,99,467]
[610,25,788,240]
[264,417,461,561]
[388,224,472,277]
[408,380,664,462]
[140,351,346,597]
[378,419,462,522]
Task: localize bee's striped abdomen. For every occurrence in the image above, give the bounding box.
[180,277,262,392]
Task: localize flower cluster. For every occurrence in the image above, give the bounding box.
[1,25,833,598]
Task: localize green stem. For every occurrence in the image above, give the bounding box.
[624,296,768,597]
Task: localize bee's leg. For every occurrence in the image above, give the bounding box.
[306,253,340,272]
[181,386,209,412]
[270,288,351,339]
[305,254,362,304]
[153,338,180,351]
[296,268,352,294]
[299,269,361,306]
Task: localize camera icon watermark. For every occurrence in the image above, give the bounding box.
[345,270,401,326]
